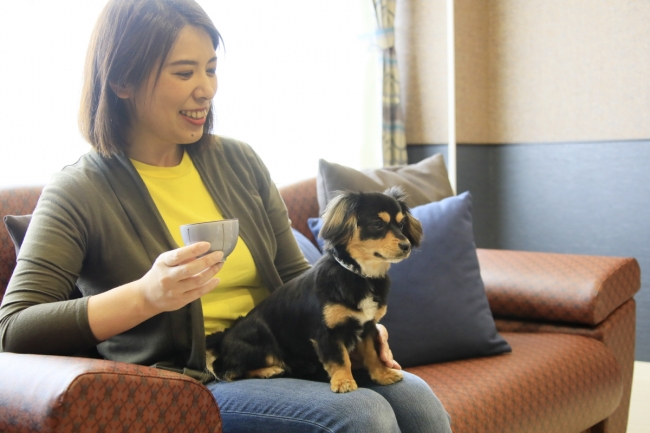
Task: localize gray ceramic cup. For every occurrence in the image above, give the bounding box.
[180,218,239,260]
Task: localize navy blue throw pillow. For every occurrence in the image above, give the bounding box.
[383,192,511,367]
[307,217,325,252]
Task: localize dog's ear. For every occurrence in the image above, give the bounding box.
[384,186,407,204]
[383,187,424,248]
[402,210,424,248]
[320,191,358,249]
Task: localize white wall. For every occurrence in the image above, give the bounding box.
[0,0,381,188]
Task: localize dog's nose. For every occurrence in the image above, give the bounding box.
[399,242,411,253]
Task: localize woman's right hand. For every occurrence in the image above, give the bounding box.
[88,242,224,342]
[138,242,225,314]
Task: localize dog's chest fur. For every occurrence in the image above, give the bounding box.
[357,296,379,323]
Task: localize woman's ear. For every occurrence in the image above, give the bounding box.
[109,82,133,99]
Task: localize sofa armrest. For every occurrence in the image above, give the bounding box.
[0,353,221,433]
[477,249,641,326]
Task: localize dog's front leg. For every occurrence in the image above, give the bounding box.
[312,339,358,393]
[358,331,403,386]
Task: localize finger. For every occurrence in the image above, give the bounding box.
[377,324,389,340]
[161,242,211,267]
[183,276,221,302]
[172,251,224,281]
[178,260,224,293]
[379,345,392,365]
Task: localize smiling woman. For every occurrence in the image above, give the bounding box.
[0,0,381,187]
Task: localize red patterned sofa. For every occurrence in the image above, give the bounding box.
[0,180,641,433]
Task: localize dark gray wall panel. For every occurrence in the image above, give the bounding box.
[408,141,650,361]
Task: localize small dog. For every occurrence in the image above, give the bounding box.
[205,188,423,392]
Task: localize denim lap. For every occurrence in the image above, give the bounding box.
[207,370,451,433]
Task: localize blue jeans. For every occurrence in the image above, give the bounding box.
[207,370,451,433]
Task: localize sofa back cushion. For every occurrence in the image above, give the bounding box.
[278,178,319,246]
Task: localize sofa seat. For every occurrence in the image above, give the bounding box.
[406,332,622,433]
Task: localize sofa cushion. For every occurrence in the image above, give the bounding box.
[308,192,511,367]
[316,155,454,215]
[406,332,623,433]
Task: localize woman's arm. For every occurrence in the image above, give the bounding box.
[87,243,223,341]
[0,167,224,354]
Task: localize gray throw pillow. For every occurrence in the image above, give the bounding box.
[316,154,454,215]
[3,214,32,256]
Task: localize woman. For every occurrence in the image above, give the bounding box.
[0,0,451,431]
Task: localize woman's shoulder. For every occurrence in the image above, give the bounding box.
[194,135,265,169]
[44,150,129,203]
[215,135,257,158]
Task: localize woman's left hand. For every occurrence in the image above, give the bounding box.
[376,324,402,370]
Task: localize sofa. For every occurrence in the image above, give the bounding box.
[0,179,641,433]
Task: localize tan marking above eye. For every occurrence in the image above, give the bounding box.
[378,212,390,223]
[396,212,404,223]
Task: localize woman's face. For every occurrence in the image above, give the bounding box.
[125,25,218,156]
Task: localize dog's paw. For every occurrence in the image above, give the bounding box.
[246,366,285,379]
[371,368,403,386]
[330,377,358,393]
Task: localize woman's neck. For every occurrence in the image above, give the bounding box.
[127,143,184,167]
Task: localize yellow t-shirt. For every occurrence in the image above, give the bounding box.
[131,151,270,334]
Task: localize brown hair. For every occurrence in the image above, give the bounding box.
[79,0,222,157]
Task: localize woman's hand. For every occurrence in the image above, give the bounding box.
[88,242,224,341]
[376,323,402,370]
[138,242,225,314]
[349,324,402,370]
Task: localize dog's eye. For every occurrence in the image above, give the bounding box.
[373,220,385,230]
[397,222,404,230]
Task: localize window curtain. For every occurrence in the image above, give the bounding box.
[372,0,408,166]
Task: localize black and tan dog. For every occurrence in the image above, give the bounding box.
[205,188,423,392]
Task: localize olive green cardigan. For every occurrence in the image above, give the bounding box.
[0,136,310,375]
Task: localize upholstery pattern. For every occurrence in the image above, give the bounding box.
[0,186,42,298]
[406,332,623,433]
[278,178,319,245]
[495,299,636,433]
[477,249,641,325]
[0,353,222,433]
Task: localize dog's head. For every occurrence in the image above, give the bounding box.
[320,188,423,277]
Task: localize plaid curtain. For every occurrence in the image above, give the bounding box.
[372,0,408,166]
